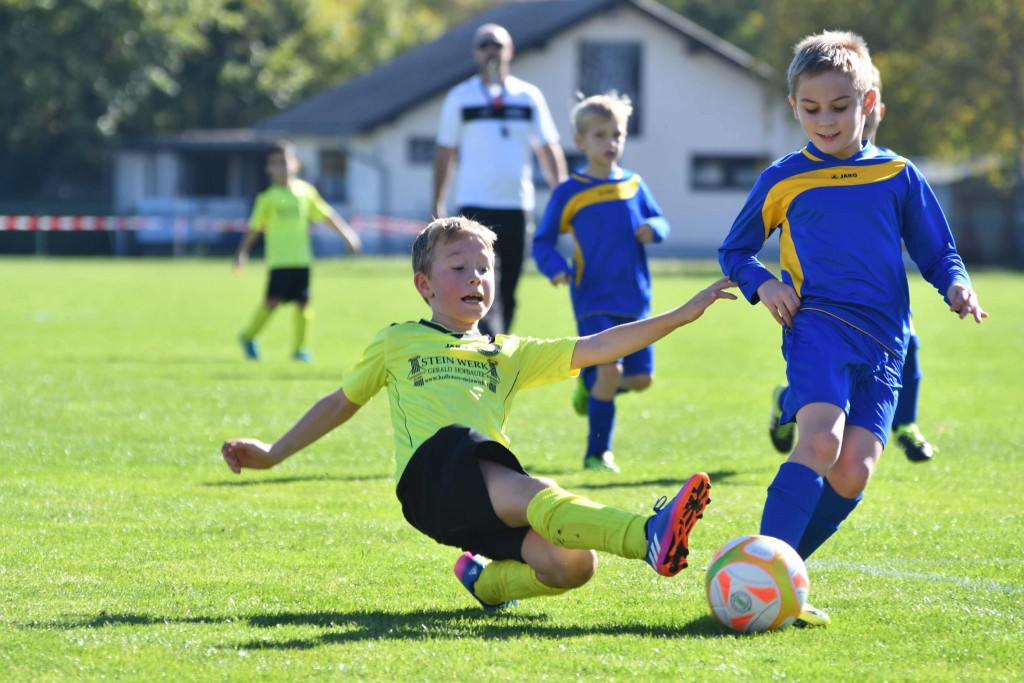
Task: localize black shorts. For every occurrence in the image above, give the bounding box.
[266,267,310,303]
[395,425,530,562]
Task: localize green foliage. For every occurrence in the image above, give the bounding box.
[2,0,1022,197]
[0,257,1021,680]
[666,0,1024,175]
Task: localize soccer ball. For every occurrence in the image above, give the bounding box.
[704,534,809,633]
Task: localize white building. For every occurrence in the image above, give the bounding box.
[114,0,805,256]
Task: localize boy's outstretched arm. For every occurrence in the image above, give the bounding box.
[221,388,361,473]
[325,212,362,255]
[948,283,987,323]
[570,277,736,369]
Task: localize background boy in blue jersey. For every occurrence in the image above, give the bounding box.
[768,65,938,463]
[719,31,986,626]
[224,216,736,612]
[532,92,669,473]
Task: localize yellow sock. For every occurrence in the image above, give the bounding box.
[473,559,568,604]
[293,306,313,353]
[526,486,647,559]
[241,305,272,340]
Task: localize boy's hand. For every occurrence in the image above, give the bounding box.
[232,253,247,273]
[679,277,738,322]
[550,271,570,286]
[635,224,655,244]
[221,439,279,473]
[757,279,801,328]
[948,284,987,323]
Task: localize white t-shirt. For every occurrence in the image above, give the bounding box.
[436,74,560,211]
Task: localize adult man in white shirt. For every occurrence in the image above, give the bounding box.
[433,23,567,337]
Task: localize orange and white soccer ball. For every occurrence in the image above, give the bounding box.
[704,534,809,633]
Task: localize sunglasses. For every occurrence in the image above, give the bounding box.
[475,39,505,50]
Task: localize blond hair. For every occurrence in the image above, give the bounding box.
[412,216,497,275]
[787,31,874,98]
[570,91,633,134]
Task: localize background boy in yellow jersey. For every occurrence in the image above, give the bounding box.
[234,141,361,362]
[222,216,736,611]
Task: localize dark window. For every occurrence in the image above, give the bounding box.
[578,41,643,136]
[691,155,768,191]
[182,153,227,197]
[319,150,348,201]
[408,137,436,164]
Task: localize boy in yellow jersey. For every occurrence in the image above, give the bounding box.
[222,216,736,610]
[234,141,361,362]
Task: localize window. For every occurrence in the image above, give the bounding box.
[408,137,436,165]
[691,155,767,191]
[319,150,348,201]
[578,41,643,135]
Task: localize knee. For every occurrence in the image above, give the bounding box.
[549,550,598,589]
[595,363,623,384]
[629,374,653,392]
[800,430,842,462]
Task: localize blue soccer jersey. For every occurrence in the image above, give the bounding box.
[532,168,669,320]
[718,141,969,357]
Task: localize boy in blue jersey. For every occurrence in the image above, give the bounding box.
[768,65,938,463]
[719,31,986,626]
[532,92,669,473]
[224,216,736,612]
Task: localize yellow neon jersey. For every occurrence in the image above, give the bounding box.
[341,320,579,479]
[248,179,332,268]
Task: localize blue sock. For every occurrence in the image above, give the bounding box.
[893,334,921,427]
[586,396,615,456]
[797,479,862,559]
[760,462,824,551]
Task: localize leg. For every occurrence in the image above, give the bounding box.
[892,333,934,461]
[769,384,796,453]
[239,297,281,359]
[760,402,844,550]
[584,363,622,472]
[797,425,880,558]
[292,302,314,361]
[478,459,710,576]
[493,211,526,333]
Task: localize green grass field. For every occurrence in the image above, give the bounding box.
[1,256,1021,681]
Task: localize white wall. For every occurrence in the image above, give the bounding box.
[351,4,804,256]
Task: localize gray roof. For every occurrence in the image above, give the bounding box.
[256,0,772,136]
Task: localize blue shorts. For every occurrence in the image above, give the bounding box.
[781,311,902,446]
[577,314,654,383]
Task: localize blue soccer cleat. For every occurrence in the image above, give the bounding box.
[292,349,313,363]
[239,334,260,360]
[453,552,518,612]
[645,472,711,576]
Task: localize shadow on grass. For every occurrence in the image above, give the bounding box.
[554,469,740,492]
[27,609,737,645]
[203,473,392,487]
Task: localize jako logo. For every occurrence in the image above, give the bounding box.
[832,173,858,179]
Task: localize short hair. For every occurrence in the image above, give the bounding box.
[412,216,497,275]
[571,91,633,134]
[869,63,882,94]
[787,31,874,98]
[267,140,295,161]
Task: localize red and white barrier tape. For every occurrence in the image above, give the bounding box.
[0,214,425,235]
